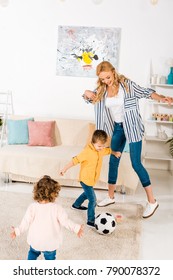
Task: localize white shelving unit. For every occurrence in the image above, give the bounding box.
[0,91,14,147]
[143,84,173,173]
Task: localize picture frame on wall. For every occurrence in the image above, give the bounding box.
[56,25,121,78]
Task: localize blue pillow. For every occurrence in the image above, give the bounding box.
[124,142,130,153]
[7,118,34,144]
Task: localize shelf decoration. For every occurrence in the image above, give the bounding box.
[151,113,173,122]
[167,67,173,85]
[157,129,168,140]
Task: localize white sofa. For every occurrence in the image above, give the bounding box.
[0,115,139,193]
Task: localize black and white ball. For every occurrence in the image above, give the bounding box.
[95,212,116,235]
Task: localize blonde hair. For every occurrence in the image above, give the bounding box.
[33,175,61,203]
[94,61,129,103]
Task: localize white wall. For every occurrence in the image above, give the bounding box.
[0,0,173,120]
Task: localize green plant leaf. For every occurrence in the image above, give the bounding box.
[165,137,173,144]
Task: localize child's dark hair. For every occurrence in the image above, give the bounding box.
[33,175,61,202]
[91,129,108,144]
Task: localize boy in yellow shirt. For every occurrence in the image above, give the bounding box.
[60,130,121,228]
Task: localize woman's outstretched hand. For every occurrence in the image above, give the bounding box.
[160,96,173,105]
[83,90,96,102]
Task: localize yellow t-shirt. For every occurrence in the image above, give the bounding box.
[72,143,111,186]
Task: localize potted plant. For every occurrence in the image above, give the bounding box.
[0,117,3,127]
[166,137,173,157]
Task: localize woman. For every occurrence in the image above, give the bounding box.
[83,61,172,218]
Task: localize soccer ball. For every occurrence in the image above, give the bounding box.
[95,212,116,235]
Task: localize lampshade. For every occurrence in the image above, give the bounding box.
[151,0,158,5]
[92,0,103,4]
[59,0,103,3]
[0,0,9,7]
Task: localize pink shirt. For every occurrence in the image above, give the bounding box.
[14,201,81,251]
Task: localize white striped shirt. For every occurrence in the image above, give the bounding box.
[93,80,155,143]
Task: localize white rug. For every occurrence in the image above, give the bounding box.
[0,191,143,260]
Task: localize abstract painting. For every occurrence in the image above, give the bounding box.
[56,25,121,78]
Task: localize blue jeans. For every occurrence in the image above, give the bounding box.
[28,246,56,260]
[73,181,96,223]
[108,122,151,187]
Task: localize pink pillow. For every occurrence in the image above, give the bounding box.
[28,121,55,146]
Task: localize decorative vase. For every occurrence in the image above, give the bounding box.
[158,129,168,140]
[167,67,173,84]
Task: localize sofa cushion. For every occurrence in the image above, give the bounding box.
[7,118,34,144]
[28,121,55,146]
[54,119,91,146]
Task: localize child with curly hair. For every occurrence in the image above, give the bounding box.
[10,175,84,260]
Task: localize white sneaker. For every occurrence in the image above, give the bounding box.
[143,200,159,218]
[97,196,115,207]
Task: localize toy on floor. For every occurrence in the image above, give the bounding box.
[115,213,124,223]
[95,212,116,235]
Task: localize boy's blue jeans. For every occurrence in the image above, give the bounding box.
[108,122,151,187]
[28,246,56,260]
[73,181,96,223]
